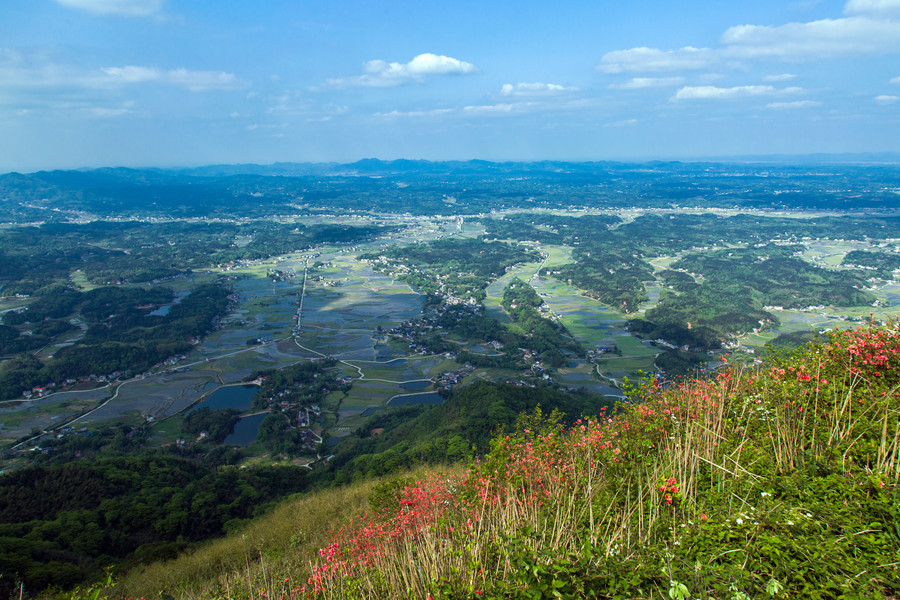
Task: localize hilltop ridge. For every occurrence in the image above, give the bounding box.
[110,322,900,600]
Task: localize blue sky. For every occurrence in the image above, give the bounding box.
[1,0,899,171]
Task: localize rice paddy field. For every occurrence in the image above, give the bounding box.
[7,224,900,449]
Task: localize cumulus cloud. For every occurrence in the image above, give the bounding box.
[892,76,900,84]
[597,46,716,74]
[767,100,824,108]
[597,1,900,74]
[608,77,685,89]
[720,17,900,60]
[102,65,246,91]
[56,0,163,17]
[874,94,900,104]
[500,82,578,96]
[325,53,476,88]
[672,85,786,100]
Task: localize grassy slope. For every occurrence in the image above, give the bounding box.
[112,323,900,600]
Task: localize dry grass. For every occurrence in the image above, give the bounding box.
[116,480,378,599]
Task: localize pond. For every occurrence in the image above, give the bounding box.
[190,385,258,413]
[400,379,433,390]
[147,290,190,316]
[224,413,267,446]
[386,391,443,406]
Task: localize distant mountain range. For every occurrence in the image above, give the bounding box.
[0,154,898,180]
[169,153,900,177]
[2,157,899,222]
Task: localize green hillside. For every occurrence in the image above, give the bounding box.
[82,323,900,598]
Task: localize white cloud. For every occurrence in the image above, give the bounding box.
[102,66,246,91]
[672,85,778,100]
[597,46,716,74]
[378,108,455,118]
[892,76,900,84]
[500,82,578,96]
[720,16,900,60]
[402,53,476,76]
[763,73,797,82]
[874,94,900,104]
[844,0,900,18]
[325,53,476,88]
[101,65,160,83]
[767,100,823,108]
[56,0,163,17]
[608,77,685,89]
[597,2,900,75]
[165,68,243,91]
[463,103,514,114]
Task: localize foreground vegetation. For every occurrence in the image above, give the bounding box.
[104,321,900,599]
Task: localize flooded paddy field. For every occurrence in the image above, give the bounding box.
[0,387,110,443]
[21,225,900,450]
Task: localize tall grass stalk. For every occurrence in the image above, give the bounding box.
[117,324,900,599]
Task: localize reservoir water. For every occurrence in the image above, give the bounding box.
[224,413,267,446]
[386,391,443,406]
[400,380,432,390]
[190,385,258,413]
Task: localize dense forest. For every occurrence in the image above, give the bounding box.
[0,456,309,597]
